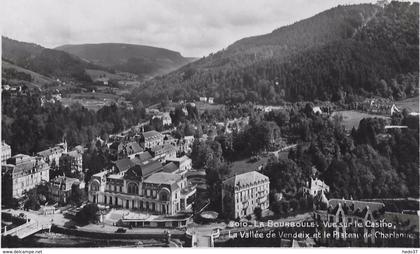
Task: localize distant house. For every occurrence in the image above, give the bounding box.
[152,112,172,126]
[302,178,329,197]
[312,106,323,114]
[166,156,192,173]
[199,97,207,102]
[141,131,164,149]
[208,97,214,104]
[110,141,143,160]
[362,98,398,116]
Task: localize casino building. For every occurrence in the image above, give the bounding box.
[88,157,196,216]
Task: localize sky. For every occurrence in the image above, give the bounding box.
[1,0,378,57]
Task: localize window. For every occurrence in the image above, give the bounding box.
[91,181,100,191]
[127,183,139,195]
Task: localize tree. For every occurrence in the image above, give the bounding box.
[75,203,99,225]
[254,207,262,220]
[70,182,83,205]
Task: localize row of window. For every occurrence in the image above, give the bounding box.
[235,185,269,203]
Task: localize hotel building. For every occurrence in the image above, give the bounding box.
[221,171,270,219]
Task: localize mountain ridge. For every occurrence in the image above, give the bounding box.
[55,43,193,79]
[130,2,418,105]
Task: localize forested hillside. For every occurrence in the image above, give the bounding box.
[130,2,418,106]
[56,43,192,79]
[2,37,108,82]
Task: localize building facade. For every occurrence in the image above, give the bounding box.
[313,197,386,246]
[1,141,11,163]
[37,142,68,167]
[2,154,50,199]
[222,171,270,219]
[303,177,330,197]
[141,131,164,149]
[88,158,196,216]
[150,144,177,163]
[59,149,83,174]
[152,112,172,126]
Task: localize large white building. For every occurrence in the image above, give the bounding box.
[222,171,270,219]
[88,157,196,217]
[2,154,50,199]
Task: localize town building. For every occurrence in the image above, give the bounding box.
[166,156,192,173]
[132,151,154,165]
[303,178,330,197]
[2,141,11,163]
[149,144,177,163]
[221,171,270,219]
[208,97,214,104]
[2,154,50,199]
[48,176,85,204]
[109,141,143,160]
[361,98,399,116]
[152,112,172,126]
[178,136,194,154]
[199,97,207,102]
[59,147,84,174]
[37,142,68,167]
[313,196,386,246]
[88,157,196,219]
[141,131,164,149]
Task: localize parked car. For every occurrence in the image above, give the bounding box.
[115,228,127,233]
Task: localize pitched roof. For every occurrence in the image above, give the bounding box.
[3,156,49,177]
[162,162,179,173]
[113,158,135,172]
[132,151,153,164]
[121,141,142,154]
[167,155,191,164]
[328,199,385,218]
[150,144,177,153]
[37,143,66,157]
[142,130,162,139]
[223,171,269,190]
[144,172,181,185]
[124,160,163,180]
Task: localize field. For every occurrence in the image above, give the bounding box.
[2,60,55,90]
[85,69,124,80]
[395,97,419,113]
[225,156,270,179]
[331,110,390,130]
[61,92,122,111]
[194,101,224,114]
